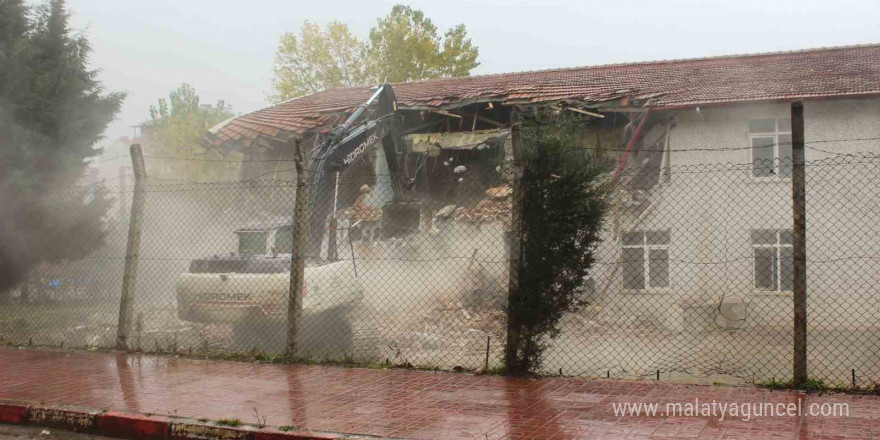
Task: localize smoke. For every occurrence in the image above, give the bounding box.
[0,178,111,294]
[0,105,114,295]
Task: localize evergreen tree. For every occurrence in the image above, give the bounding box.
[505,111,610,375]
[0,0,124,294]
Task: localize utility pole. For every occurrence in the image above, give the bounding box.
[791,101,808,386]
[116,144,147,350]
[287,137,309,356]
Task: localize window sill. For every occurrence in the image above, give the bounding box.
[751,290,793,298]
[749,176,792,183]
[621,288,674,295]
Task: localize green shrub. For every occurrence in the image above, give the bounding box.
[505,110,611,375]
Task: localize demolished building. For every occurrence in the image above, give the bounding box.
[201,44,880,338]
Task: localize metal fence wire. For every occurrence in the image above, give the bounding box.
[4,144,880,387]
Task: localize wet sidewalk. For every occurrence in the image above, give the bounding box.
[0,348,878,439]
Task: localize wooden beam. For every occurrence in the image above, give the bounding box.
[595,107,650,113]
[563,106,605,118]
[430,110,462,119]
[403,120,443,135]
[476,115,506,127]
[550,105,604,119]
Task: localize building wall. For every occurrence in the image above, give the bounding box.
[591,98,880,331]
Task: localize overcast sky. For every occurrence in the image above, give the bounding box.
[59,0,880,149]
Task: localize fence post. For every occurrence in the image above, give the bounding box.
[119,165,127,223]
[287,137,309,356]
[791,101,808,386]
[115,144,147,350]
[505,121,524,373]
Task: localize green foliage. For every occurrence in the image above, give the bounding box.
[215,418,242,427]
[0,0,123,293]
[270,4,479,102]
[270,21,368,101]
[757,377,830,391]
[506,111,611,375]
[365,5,479,83]
[148,83,238,182]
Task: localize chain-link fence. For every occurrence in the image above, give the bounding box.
[125,172,509,368]
[4,140,880,387]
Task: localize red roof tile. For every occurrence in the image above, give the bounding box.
[212,44,880,147]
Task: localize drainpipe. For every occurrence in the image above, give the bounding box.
[613,109,652,181]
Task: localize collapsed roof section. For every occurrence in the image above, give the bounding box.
[407,129,510,154]
[205,44,880,151]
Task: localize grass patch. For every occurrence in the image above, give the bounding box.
[484,365,507,375]
[278,425,297,432]
[754,377,880,394]
[0,303,117,345]
[215,418,242,427]
[178,349,450,373]
[0,303,111,327]
[757,377,829,391]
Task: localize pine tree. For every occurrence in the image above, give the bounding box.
[0,0,124,295]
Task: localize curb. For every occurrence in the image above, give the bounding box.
[0,402,352,440]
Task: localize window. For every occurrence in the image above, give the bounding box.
[749,118,792,178]
[236,231,268,256]
[622,230,670,289]
[751,229,793,291]
[274,225,293,254]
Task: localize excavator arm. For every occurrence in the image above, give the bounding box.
[305,83,414,257]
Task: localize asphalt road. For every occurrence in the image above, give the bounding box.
[0,425,115,440]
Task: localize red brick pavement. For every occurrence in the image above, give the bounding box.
[1,348,879,439]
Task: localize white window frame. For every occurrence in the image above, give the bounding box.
[748,118,793,180]
[751,229,793,292]
[622,230,670,290]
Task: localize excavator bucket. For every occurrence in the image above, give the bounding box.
[381,200,421,239]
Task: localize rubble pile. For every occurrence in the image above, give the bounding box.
[374,295,506,367]
[338,185,383,222]
[449,185,512,225]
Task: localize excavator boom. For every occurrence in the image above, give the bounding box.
[305,83,416,257]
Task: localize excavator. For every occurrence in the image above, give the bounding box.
[175,83,419,354]
[306,82,420,257]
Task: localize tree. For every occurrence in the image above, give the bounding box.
[148,83,237,181]
[505,111,611,375]
[270,21,368,102]
[365,5,479,83]
[270,4,480,102]
[0,0,124,295]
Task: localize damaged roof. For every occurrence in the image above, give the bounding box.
[209,44,880,149]
[407,129,509,153]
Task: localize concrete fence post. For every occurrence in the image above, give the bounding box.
[115,144,147,350]
[287,137,309,356]
[505,121,525,372]
[791,102,808,386]
[118,165,127,223]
